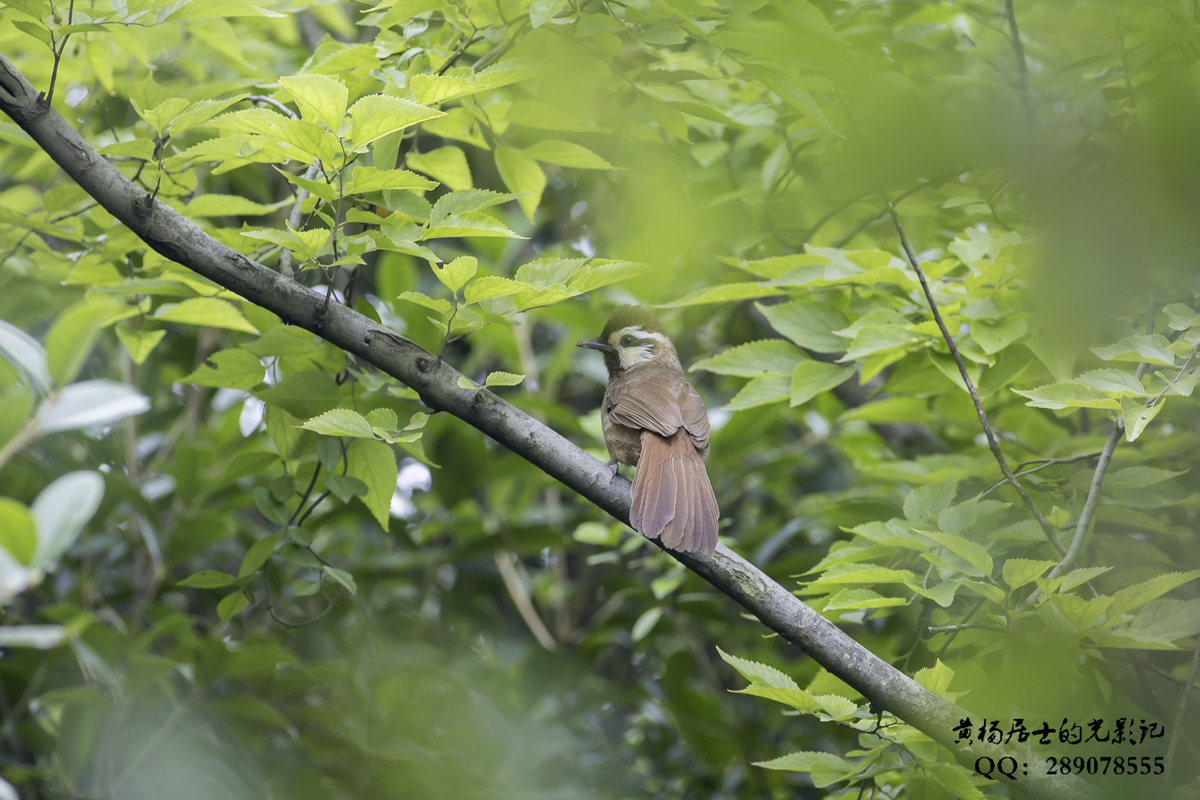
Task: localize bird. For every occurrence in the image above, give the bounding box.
[577,305,720,555]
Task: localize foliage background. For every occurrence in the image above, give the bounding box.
[1,0,1200,798]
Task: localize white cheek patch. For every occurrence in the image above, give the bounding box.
[618,344,655,368]
[610,325,670,368]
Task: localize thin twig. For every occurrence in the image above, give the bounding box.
[886,198,1064,554]
[494,550,557,650]
[1045,423,1122,579]
[927,622,1004,634]
[978,450,1104,497]
[246,94,297,119]
[1003,0,1032,119]
[1166,634,1200,777]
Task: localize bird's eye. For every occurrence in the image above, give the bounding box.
[620,335,637,347]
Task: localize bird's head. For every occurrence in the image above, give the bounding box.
[577,305,677,374]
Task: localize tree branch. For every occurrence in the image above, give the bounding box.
[0,52,1093,800]
[885,198,1065,554]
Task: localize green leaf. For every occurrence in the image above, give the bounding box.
[457,376,480,391]
[0,499,37,565]
[971,316,1027,354]
[346,438,397,528]
[716,647,798,689]
[566,260,648,294]
[913,659,955,694]
[529,0,568,27]
[396,291,452,315]
[344,166,437,195]
[904,478,957,524]
[1107,571,1200,618]
[484,371,525,388]
[522,139,616,169]
[1104,466,1186,488]
[1120,396,1162,442]
[790,361,854,407]
[324,566,357,595]
[662,283,782,309]
[180,348,266,391]
[572,522,620,546]
[464,276,532,304]
[922,532,993,578]
[102,322,172,367]
[723,376,791,411]
[349,94,444,148]
[691,340,804,377]
[928,765,989,800]
[1165,303,1199,331]
[183,194,275,217]
[409,72,485,105]
[1060,566,1113,593]
[631,607,663,642]
[30,471,103,570]
[239,530,284,577]
[756,300,848,353]
[823,588,907,610]
[253,371,341,418]
[134,97,189,133]
[37,381,150,434]
[753,751,855,774]
[208,109,337,162]
[432,255,477,293]
[44,301,114,386]
[1092,334,1177,367]
[178,570,237,589]
[429,190,522,226]
[324,475,369,502]
[1012,382,1121,410]
[217,591,249,620]
[494,146,545,222]
[1075,369,1147,396]
[1002,558,1056,589]
[841,325,921,361]
[155,298,258,334]
[408,146,473,191]
[279,74,348,132]
[301,408,377,439]
[276,168,336,202]
[422,211,525,240]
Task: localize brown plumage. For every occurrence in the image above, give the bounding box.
[578,306,720,554]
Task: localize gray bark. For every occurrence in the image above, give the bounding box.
[0,53,1093,800]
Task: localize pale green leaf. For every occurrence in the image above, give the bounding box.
[523,139,616,169]
[723,376,791,411]
[346,438,398,528]
[155,298,258,333]
[823,588,907,610]
[921,532,993,577]
[658,282,782,308]
[345,166,437,195]
[349,94,444,148]
[183,194,275,217]
[790,361,854,406]
[301,408,377,439]
[691,340,804,377]
[484,371,525,388]
[1002,558,1056,589]
[432,255,477,293]
[396,291,452,315]
[279,73,348,132]
[756,300,848,353]
[408,145,473,191]
[0,499,37,566]
[180,348,265,390]
[1092,334,1177,367]
[716,646,798,689]
[1013,382,1121,410]
[494,146,544,221]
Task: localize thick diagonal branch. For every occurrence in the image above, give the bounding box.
[0,53,1092,800]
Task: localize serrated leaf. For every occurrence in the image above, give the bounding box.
[913,659,954,694]
[279,74,348,132]
[409,72,484,104]
[429,190,521,226]
[431,255,477,293]
[716,647,798,689]
[396,291,451,315]
[691,340,804,377]
[1107,571,1200,618]
[1013,382,1121,410]
[422,211,525,240]
[463,276,532,304]
[1002,558,1056,589]
[184,194,275,217]
[301,408,376,439]
[349,94,444,148]
[753,751,855,774]
[325,566,357,595]
[408,145,472,191]
[1076,369,1147,396]
[180,348,265,390]
[922,531,993,577]
[155,298,258,334]
[344,166,437,195]
[790,361,854,406]
[723,376,791,411]
[346,438,397,528]
[756,300,848,353]
[1120,396,1162,442]
[324,474,369,502]
[824,588,907,610]
[1092,334,1177,367]
[523,139,615,169]
[659,282,782,308]
[484,371,524,388]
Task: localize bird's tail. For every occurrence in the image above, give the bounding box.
[629,430,719,555]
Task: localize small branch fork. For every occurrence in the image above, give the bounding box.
[885,198,1065,555]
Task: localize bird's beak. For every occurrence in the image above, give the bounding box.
[577,338,617,354]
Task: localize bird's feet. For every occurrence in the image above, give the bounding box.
[606,460,620,482]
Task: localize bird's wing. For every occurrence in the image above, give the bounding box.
[607,368,709,451]
[678,380,710,452]
[605,368,684,438]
